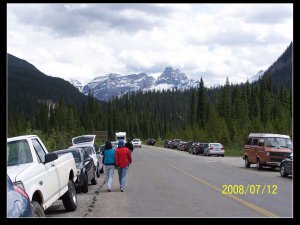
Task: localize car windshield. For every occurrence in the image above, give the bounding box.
[82,147,95,156]
[7,140,33,166]
[210,143,222,148]
[266,137,293,148]
[133,139,140,142]
[57,151,81,163]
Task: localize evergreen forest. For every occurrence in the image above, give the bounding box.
[7,43,293,155]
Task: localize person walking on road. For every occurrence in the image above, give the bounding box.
[102,141,116,192]
[115,140,132,192]
[125,138,134,155]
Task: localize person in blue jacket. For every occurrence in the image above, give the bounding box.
[102,141,116,192]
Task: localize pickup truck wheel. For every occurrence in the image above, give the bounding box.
[62,180,78,211]
[32,201,45,217]
[81,173,89,193]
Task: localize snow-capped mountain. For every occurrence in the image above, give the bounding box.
[82,72,155,101]
[69,79,84,92]
[249,70,264,83]
[77,67,198,101]
[153,67,198,91]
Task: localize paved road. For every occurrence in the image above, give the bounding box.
[46,145,293,218]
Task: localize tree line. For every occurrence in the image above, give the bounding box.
[8,74,292,152]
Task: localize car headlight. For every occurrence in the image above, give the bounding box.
[266,152,270,156]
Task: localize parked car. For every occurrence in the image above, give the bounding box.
[72,135,104,177]
[165,140,173,148]
[7,174,33,217]
[280,152,293,177]
[243,133,293,170]
[147,139,156,146]
[163,140,169,148]
[190,142,200,154]
[203,143,225,157]
[170,139,181,149]
[132,139,142,148]
[55,147,97,193]
[7,135,78,216]
[178,142,187,151]
[183,141,195,152]
[194,143,208,155]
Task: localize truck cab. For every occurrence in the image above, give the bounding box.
[7,135,78,216]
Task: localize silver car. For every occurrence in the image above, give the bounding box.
[203,143,225,157]
[132,139,142,148]
[72,135,104,177]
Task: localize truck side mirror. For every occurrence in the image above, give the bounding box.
[44,152,58,164]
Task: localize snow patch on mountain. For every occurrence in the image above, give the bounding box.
[69,79,83,92]
[249,70,264,83]
[70,67,199,101]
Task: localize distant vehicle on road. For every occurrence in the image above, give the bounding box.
[280,152,293,177]
[203,143,224,157]
[116,132,127,142]
[7,174,33,217]
[132,139,142,148]
[147,139,156,146]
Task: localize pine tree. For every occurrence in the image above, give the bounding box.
[197,77,207,128]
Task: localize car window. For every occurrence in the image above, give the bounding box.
[246,138,252,145]
[82,147,95,156]
[257,138,265,147]
[32,138,46,163]
[251,138,259,146]
[71,151,81,163]
[7,140,33,166]
[210,143,222,148]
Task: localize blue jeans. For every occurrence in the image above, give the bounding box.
[117,167,128,189]
[105,165,115,189]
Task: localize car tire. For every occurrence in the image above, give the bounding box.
[81,173,89,193]
[31,201,45,217]
[62,180,77,211]
[280,164,288,177]
[256,158,262,170]
[91,171,97,185]
[221,155,224,157]
[96,165,100,178]
[245,157,250,168]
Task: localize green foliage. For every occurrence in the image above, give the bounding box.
[7,44,293,150]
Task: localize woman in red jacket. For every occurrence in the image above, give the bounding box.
[115,140,132,192]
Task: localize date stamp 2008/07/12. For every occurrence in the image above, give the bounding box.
[221,184,278,195]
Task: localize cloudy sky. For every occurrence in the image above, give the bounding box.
[7,3,293,87]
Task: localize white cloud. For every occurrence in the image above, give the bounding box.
[7,3,293,87]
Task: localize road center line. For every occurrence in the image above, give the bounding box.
[168,163,279,218]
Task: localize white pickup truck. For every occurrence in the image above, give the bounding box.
[7,135,78,217]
